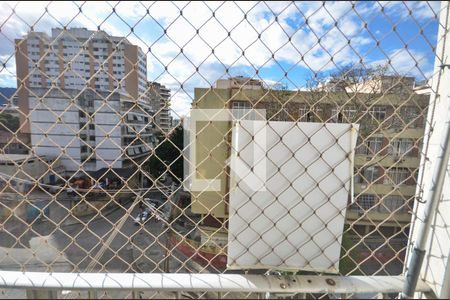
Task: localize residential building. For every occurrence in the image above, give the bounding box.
[185,76,429,270]
[0,132,29,154]
[15,27,148,134]
[215,76,265,90]
[14,27,154,175]
[147,81,172,133]
[26,88,154,175]
[0,154,64,193]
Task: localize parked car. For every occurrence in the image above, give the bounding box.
[134,207,153,225]
[143,199,170,222]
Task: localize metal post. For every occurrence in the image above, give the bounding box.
[401,113,450,299]
[440,249,450,299]
[401,1,450,298]
[163,183,175,272]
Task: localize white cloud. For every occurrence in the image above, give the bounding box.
[369,48,433,80]
[0,1,439,115]
[378,1,441,21]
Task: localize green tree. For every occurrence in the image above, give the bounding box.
[147,125,184,183]
[0,113,20,132]
[339,227,362,275]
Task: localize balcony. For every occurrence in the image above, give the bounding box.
[346,209,412,226]
[354,183,417,196]
[355,155,420,168]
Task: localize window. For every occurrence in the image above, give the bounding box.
[331,106,357,122]
[362,166,380,183]
[232,101,251,119]
[357,194,376,210]
[89,136,95,141]
[401,106,419,127]
[382,196,406,213]
[370,106,386,120]
[299,105,315,122]
[357,137,383,155]
[385,167,410,185]
[89,124,95,130]
[80,145,88,153]
[390,139,414,157]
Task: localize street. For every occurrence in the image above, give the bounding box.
[0,187,200,299]
[0,190,169,273]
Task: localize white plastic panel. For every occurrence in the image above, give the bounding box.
[227,120,359,273]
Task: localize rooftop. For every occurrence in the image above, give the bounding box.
[0,154,42,163]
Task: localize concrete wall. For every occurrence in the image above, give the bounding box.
[28,89,123,174]
[190,88,232,218]
[190,87,428,220]
[93,95,122,169]
[0,156,60,192]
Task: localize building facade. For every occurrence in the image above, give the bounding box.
[26,88,153,175]
[0,154,63,193]
[14,28,155,175]
[147,81,172,133]
[15,27,148,134]
[187,76,429,271]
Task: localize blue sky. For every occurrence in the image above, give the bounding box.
[0,1,441,117]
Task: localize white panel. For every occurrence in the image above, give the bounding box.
[227,120,359,273]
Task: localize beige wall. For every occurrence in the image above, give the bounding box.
[15,38,30,134]
[89,41,95,89]
[58,39,65,88]
[190,88,232,218]
[108,42,114,91]
[124,44,138,100]
[190,87,428,221]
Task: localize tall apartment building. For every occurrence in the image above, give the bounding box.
[14,28,154,174]
[15,27,148,134]
[185,76,428,271]
[147,81,172,133]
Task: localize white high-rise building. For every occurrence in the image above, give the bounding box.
[16,27,148,134]
[15,28,154,174]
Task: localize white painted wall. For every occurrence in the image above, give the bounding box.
[28,90,124,174]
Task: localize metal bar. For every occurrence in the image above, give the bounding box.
[87,290,97,299]
[440,250,450,299]
[26,289,58,299]
[0,272,432,294]
[401,2,450,298]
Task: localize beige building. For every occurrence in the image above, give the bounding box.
[189,77,429,268]
[147,81,172,133]
[15,27,148,134]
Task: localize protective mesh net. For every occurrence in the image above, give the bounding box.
[0,1,445,299]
